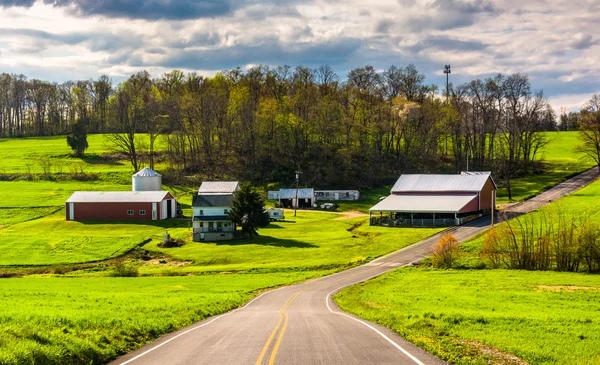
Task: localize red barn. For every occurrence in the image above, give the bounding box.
[65,191,176,221]
[369,171,496,227]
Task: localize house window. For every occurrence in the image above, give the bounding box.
[139,210,146,215]
[127,210,134,215]
[224,209,228,214]
[199,210,204,216]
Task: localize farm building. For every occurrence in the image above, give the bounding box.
[277,188,316,208]
[65,191,177,221]
[315,190,360,201]
[369,171,496,227]
[192,181,239,241]
[198,181,240,195]
[65,168,178,221]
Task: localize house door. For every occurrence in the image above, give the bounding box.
[166,200,172,219]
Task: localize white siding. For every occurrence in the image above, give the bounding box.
[193,206,230,217]
[171,199,177,217]
[161,200,168,219]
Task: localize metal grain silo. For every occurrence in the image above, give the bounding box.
[132,168,162,191]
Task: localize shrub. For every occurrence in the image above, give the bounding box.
[431,233,459,268]
[109,259,139,277]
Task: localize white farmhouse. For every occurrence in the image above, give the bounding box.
[192,181,240,241]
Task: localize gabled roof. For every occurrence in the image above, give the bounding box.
[133,168,161,177]
[391,172,495,193]
[198,181,240,195]
[279,188,314,199]
[370,194,478,213]
[66,191,172,203]
[193,194,234,207]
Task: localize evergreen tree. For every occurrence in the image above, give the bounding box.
[66,119,88,157]
[228,184,269,239]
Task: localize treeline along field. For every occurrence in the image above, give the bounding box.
[0,66,566,197]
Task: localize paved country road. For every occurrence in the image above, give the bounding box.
[112,168,599,365]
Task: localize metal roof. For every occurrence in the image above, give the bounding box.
[133,168,161,177]
[198,181,240,195]
[193,215,230,222]
[279,188,314,199]
[370,194,478,213]
[66,191,171,203]
[391,172,493,193]
[193,194,234,207]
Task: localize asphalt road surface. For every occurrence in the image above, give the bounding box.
[112,168,598,365]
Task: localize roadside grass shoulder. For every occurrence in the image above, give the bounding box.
[335,268,600,365]
[0,271,329,365]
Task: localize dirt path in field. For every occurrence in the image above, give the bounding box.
[332,211,369,220]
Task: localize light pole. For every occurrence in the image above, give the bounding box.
[443,64,451,101]
[294,169,302,217]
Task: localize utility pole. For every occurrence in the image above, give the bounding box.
[443,64,451,102]
[294,169,302,217]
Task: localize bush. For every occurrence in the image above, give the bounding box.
[431,233,459,268]
[109,259,139,277]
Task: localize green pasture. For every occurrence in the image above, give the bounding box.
[0,134,167,175]
[0,272,328,365]
[0,181,131,208]
[495,131,595,203]
[0,211,187,266]
[336,268,600,365]
[143,211,442,273]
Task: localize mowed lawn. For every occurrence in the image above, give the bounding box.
[0,272,329,365]
[336,268,600,365]
[0,211,188,266]
[143,211,443,273]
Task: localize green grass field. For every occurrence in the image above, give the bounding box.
[495,131,595,203]
[142,211,442,273]
[0,271,329,365]
[0,211,188,266]
[0,134,168,176]
[335,268,600,365]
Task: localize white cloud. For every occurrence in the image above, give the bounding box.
[0,0,598,113]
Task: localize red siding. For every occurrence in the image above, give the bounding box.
[479,178,496,211]
[459,196,480,213]
[72,202,157,221]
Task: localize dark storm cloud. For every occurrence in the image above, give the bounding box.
[125,36,362,71]
[0,0,232,20]
[404,36,489,54]
[1,27,142,52]
[0,0,304,20]
[398,0,499,31]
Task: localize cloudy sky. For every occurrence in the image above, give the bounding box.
[0,0,598,112]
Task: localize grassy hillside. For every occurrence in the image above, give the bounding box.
[495,131,594,203]
[0,272,328,365]
[336,268,600,365]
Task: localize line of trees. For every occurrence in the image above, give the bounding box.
[0,66,558,191]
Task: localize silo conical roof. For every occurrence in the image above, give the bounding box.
[133,168,162,177]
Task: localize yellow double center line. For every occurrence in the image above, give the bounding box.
[255,264,387,365]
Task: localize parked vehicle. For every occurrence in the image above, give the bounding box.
[267,208,285,221]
